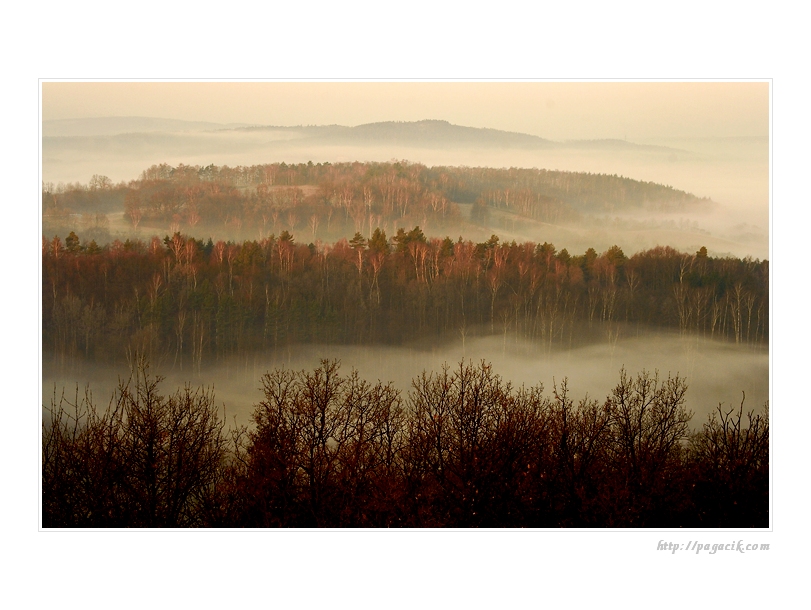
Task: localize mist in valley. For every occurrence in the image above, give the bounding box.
[41,120,770,429]
[43,328,768,432]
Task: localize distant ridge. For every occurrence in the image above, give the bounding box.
[236,119,557,148]
[43,117,688,154]
[234,120,684,152]
[329,119,558,148]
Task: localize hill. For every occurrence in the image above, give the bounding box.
[235,119,683,152]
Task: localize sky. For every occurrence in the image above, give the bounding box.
[42,81,769,141]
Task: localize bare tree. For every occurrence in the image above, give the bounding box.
[605,368,691,522]
[246,360,403,526]
[43,358,228,527]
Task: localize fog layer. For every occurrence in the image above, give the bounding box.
[43,331,768,431]
[42,121,768,260]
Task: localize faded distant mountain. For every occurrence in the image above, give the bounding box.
[43,116,249,137]
[44,117,686,154]
[236,120,680,152]
[289,120,557,148]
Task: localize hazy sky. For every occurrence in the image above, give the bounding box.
[42,81,768,141]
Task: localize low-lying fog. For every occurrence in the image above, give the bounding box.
[42,125,769,260]
[43,331,769,431]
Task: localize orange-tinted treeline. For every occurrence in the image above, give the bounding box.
[42,229,768,368]
[43,161,709,239]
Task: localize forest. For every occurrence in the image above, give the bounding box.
[42,160,711,242]
[43,358,768,528]
[41,161,768,528]
[42,225,767,369]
